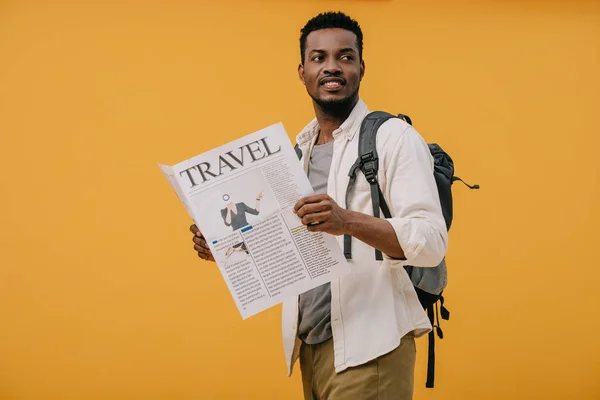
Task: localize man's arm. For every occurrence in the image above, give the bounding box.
[379,122,447,266]
[294,121,447,267]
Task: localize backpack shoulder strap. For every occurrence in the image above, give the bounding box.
[357,111,396,164]
[397,113,412,126]
[294,144,302,160]
[344,111,397,260]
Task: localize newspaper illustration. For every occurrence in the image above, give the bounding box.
[159,123,350,319]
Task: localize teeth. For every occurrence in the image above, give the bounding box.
[324,81,341,87]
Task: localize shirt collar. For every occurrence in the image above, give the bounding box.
[296,98,369,146]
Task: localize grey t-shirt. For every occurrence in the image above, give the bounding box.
[297,140,334,344]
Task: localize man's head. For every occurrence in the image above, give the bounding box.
[298,12,365,113]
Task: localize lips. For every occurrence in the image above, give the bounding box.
[319,77,346,91]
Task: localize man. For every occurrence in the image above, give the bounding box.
[191,11,448,399]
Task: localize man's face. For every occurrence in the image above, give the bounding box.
[298,28,364,110]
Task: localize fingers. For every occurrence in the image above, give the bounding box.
[194,244,212,254]
[198,252,214,261]
[294,194,331,214]
[190,223,214,261]
[194,244,215,261]
[197,251,215,262]
[190,224,206,240]
[193,234,210,247]
[300,211,330,226]
[194,243,208,252]
[296,201,330,219]
[193,235,211,252]
[307,221,331,232]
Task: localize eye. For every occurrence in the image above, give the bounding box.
[312,55,324,62]
[341,55,353,61]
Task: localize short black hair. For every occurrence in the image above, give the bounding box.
[299,11,363,64]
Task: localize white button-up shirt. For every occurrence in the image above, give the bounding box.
[281,99,448,375]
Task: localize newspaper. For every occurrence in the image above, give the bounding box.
[159,123,350,319]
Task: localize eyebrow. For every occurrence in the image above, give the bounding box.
[309,48,357,54]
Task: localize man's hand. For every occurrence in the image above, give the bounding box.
[190,224,215,262]
[293,194,352,236]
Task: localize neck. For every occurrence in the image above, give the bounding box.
[312,97,358,145]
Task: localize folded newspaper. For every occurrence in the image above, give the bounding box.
[159,123,350,319]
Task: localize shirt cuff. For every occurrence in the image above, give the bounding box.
[383,217,427,266]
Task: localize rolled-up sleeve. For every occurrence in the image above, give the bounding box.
[381,121,448,267]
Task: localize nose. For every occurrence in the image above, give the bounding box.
[323,58,342,75]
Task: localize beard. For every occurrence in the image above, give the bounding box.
[310,86,359,114]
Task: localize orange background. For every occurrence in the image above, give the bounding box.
[1,1,599,399]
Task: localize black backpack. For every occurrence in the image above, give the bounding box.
[346,111,478,388]
[294,111,478,388]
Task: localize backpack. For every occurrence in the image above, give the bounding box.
[293,111,478,388]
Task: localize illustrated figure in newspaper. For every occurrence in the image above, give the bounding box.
[220,191,263,257]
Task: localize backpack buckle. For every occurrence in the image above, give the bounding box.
[359,151,378,184]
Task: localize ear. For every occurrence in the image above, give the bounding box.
[360,59,365,81]
[298,63,306,85]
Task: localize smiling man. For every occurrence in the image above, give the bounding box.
[191,11,448,400]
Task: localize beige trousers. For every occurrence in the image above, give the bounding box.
[299,335,416,400]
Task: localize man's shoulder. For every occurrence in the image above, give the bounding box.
[362,116,415,151]
[374,117,432,165]
[377,115,413,136]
